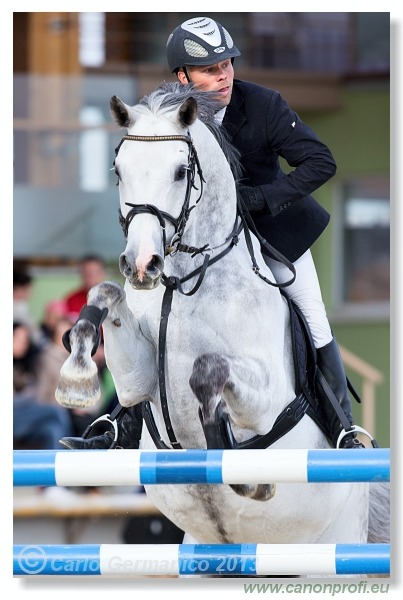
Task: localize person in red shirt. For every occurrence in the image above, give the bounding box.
[64,255,107,321]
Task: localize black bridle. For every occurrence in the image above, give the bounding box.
[116,133,206,257]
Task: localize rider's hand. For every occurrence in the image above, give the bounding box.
[237,185,269,213]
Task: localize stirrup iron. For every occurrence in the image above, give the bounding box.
[81,413,119,449]
[336,425,379,449]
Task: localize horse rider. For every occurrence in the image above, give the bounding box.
[61,16,364,451]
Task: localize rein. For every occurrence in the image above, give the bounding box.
[156,219,244,448]
[114,130,305,451]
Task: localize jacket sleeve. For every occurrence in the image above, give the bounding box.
[260,91,337,217]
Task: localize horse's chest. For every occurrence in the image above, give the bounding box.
[145,482,343,545]
[133,293,239,352]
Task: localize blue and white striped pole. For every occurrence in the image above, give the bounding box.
[13,448,390,487]
[13,543,390,576]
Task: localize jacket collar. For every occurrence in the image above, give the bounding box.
[222,80,246,141]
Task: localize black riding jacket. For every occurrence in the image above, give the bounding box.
[222,79,336,262]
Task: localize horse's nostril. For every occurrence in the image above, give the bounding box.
[149,256,158,270]
[147,254,164,274]
[119,254,132,277]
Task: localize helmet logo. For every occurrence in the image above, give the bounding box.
[182,18,222,47]
[214,47,225,53]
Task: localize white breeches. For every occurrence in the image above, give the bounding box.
[263,250,332,349]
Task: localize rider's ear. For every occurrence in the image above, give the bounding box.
[177,70,187,85]
[178,97,198,128]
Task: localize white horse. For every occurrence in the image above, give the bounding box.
[56,83,389,555]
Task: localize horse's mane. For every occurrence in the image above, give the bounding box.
[137,82,243,181]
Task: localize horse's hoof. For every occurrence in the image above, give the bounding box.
[55,374,101,408]
[230,483,276,502]
[55,352,101,408]
[255,483,276,501]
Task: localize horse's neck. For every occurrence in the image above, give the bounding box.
[183,125,238,249]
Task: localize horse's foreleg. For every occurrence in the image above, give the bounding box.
[56,281,157,409]
[189,352,276,502]
[190,352,286,433]
[56,317,102,408]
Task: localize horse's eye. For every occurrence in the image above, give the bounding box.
[114,167,120,186]
[175,165,188,181]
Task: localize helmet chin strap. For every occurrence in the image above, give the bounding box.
[182,66,191,83]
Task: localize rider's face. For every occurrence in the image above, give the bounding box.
[177,60,234,107]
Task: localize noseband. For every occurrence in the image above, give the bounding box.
[115,133,205,256]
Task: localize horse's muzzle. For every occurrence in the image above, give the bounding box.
[119,252,164,289]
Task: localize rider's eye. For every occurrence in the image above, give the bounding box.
[175,165,188,181]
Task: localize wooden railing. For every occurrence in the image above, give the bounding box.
[339,345,384,437]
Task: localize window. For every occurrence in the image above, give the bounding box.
[79,13,105,67]
[249,12,389,74]
[339,178,390,307]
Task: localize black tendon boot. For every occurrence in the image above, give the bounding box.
[316,338,365,449]
[59,404,143,450]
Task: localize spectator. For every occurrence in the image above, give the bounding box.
[13,264,43,346]
[64,255,107,321]
[39,298,69,345]
[13,322,74,449]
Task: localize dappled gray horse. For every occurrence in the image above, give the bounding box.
[56,83,388,551]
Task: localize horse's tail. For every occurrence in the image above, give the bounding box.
[367,482,390,543]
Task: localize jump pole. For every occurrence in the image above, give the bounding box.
[13,448,390,487]
[13,543,390,576]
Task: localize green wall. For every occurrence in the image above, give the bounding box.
[302,82,390,447]
[29,273,81,323]
[335,322,390,449]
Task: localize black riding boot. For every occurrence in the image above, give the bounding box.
[59,404,143,450]
[316,338,365,449]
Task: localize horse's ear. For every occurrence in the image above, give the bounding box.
[110,95,133,128]
[178,97,198,127]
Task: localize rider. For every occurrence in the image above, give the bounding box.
[61,16,364,451]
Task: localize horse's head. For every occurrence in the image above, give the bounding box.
[111,87,203,290]
[111,83,240,291]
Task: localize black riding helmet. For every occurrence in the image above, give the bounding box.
[166,16,241,74]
